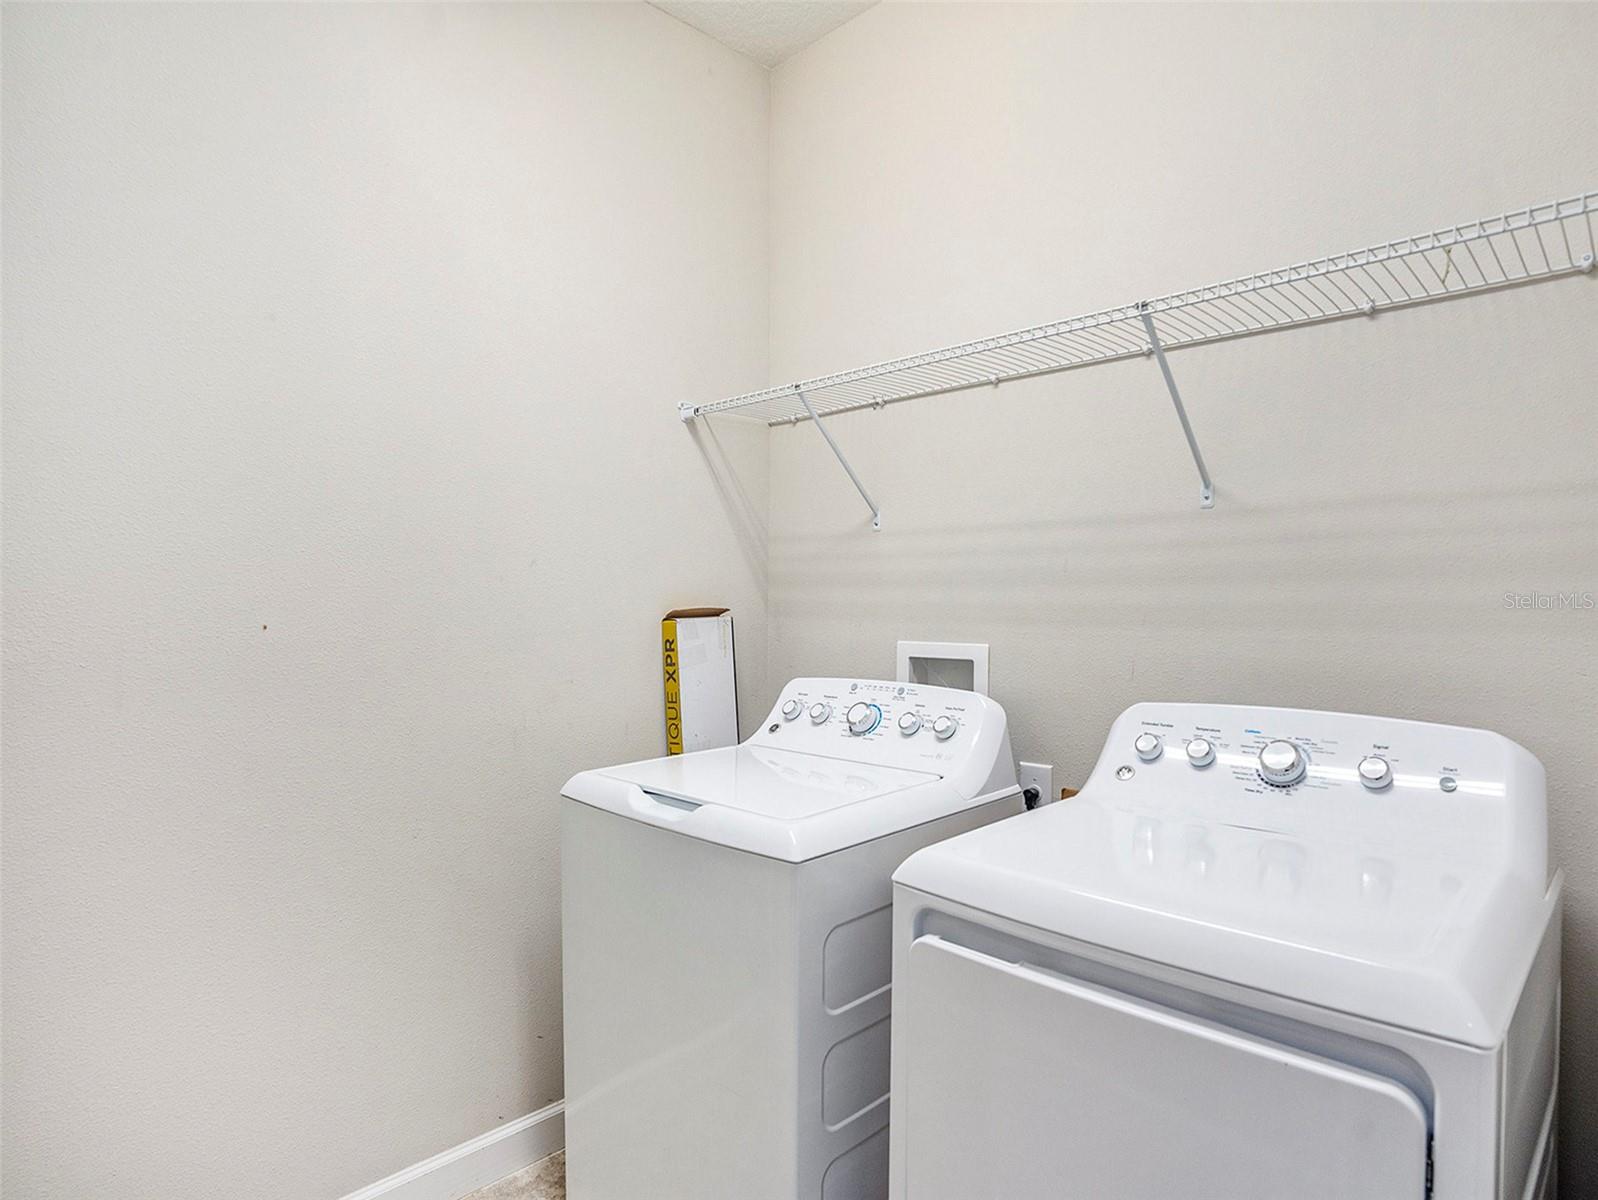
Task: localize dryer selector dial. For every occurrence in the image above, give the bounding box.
[1185,737,1216,767]
[781,699,802,721]
[1258,740,1308,786]
[1134,733,1163,762]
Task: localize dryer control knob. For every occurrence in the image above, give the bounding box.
[1185,737,1216,767]
[846,702,881,735]
[932,714,959,740]
[781,699,802,721]
[808,702,832,724]
[1358,755,1393,791]
[1258,740,1307,786]
[897,712,922,736]
[1134,732,1163,762]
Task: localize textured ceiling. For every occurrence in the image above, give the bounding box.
[652,1,879,68]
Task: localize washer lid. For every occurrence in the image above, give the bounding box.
[563,744,952,862]
[604,744,939,819]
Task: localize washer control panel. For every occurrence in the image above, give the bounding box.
[753,677,992,771]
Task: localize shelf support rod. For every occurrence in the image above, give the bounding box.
[795,386,881,530]
[1138,303,1215,510]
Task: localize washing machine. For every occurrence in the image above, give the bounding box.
[889,703,1562,1200]
[562,677,1022,1200]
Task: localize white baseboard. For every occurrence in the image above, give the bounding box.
[338,1100,564,1200]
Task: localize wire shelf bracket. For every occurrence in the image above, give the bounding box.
[679,189,1597,520]
[797,385,881,530]
[1139,303,1214,509]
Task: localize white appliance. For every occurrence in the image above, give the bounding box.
[889,703,1562,1200]
[562,678,1022,1200]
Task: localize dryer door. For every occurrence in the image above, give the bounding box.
[898,936,1430,1200]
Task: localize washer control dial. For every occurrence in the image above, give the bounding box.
[1358,755,1393,790]
[808,702,832,724]
[1258,740,1307,786]
[1134,732,1163,762]
[846,702,881,735]
[1185,737,1215,767]
[932,714,959,741]
[897,712,922,736]
[781,699,802,721]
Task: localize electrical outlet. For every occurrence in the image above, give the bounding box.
[1018,761,1054,808]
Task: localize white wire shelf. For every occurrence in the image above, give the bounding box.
[683,190,1595,428]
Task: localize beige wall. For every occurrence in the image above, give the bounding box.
[7,2,1598,1196]
[766,1,1598,1190]
[1,4,768,1197]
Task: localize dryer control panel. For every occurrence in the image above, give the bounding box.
[1103,703,1531,799]
[1089,702,1548,876]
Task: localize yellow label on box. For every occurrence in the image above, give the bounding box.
[661,618,683,755]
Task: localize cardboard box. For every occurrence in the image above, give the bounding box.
[660,608,738,754]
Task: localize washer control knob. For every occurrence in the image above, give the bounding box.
[846,702,881,735]
[1258,740,1307,787]
[781,699,802,721]
[1358,755,1393,791]
[1134,733,1163,762]
[932,714,959,741]
[808,702,832,724]
[897,712,922,736]
[1185,737,1216,767]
